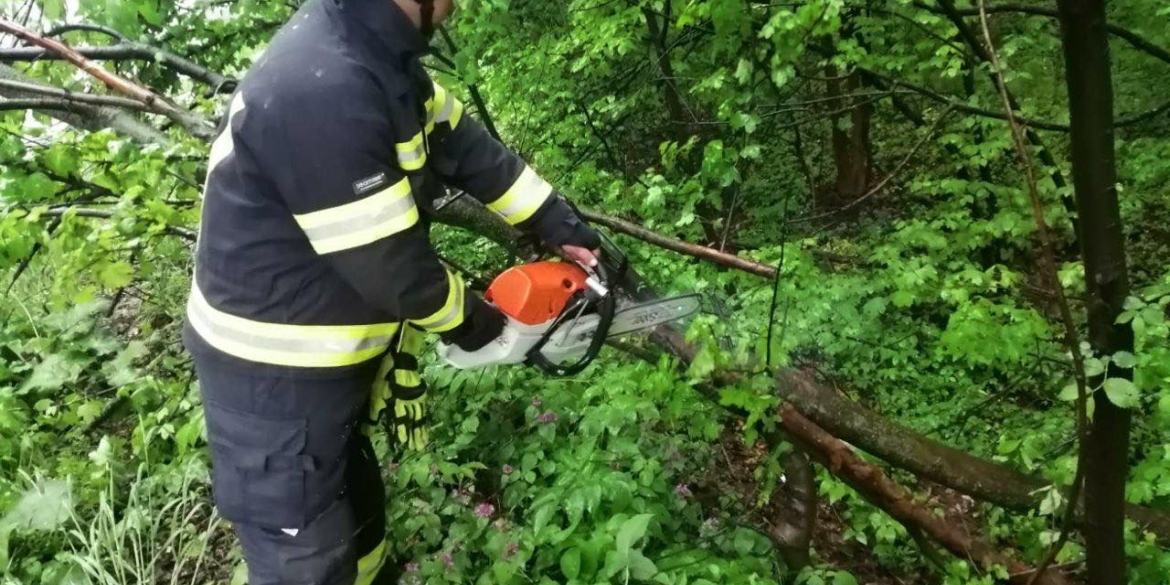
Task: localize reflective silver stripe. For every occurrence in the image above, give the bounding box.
[431,83,463,128]
[293,178,419,254]
[435,93,456,123]
[204,93,246,192]
[299,192,415,243]
[186,285,397,368]
[396,135,427,171]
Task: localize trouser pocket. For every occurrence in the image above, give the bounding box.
[204,399,317,530]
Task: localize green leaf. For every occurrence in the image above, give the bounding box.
[732,528,755,556]
[0,478,72,532]
[1082,357,1105,378]
[41,0,65,20]
[890,290,914,307]
[1103,378,1139,408]
[1111,351,1137,369]
[615,513,653,556]
[832,572,860,585]
[98,261,134,289]
[627,550,658,581]
[560,548,581,580]
[102,340,148,387]
[532,504,556,537]
[20,354,84,394]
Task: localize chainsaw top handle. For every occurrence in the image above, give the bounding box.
[526,232,627,377]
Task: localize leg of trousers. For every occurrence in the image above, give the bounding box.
[195,357,398,584]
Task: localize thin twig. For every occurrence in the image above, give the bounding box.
[971,3,1089,583]
[45,23,125,41]
[41,207,196,240]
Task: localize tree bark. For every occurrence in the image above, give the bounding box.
[780,405,1071,585]
[0,63,169,144]
[1055,1,1134,583]
[826,69,873,208]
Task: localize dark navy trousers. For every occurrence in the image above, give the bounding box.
[195,355,397,584]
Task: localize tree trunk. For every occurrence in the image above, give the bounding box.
[1055,1,1134,583]
[826,69,873,208]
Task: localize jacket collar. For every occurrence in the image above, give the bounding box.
[327,0,429,61]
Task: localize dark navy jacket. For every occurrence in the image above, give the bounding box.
[184,0,584,376]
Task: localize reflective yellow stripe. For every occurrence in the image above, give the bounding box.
[396,132,427,171]
[487,166,553,225]
[411,270,466,333]
[186,283,398,368]
[292,177,418,254]
[355,541,387,585]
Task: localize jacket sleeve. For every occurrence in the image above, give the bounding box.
[427,82,599,249]
[246,74,480,335]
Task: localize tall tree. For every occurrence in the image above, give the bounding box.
[1056,0,1134,582]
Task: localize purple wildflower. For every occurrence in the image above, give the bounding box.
[503,542,520,560]
[674,483,693,498]
[502,464,514,475]
[475,502,495,518]
[536,411,559,424]
[405,562,420,573]
[441,552,454,568]
[531,397,543,408]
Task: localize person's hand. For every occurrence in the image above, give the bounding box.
[440,295,506,352]
[562,245,600,268]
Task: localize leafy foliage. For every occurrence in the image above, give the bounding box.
[1,0,1169,583]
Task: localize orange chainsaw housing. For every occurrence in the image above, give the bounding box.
[485,261,588,326]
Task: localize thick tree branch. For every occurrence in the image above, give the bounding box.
[0,42,236,93]
[0,63,169,144]
[780,405,1070,585]
[0,78,149,110]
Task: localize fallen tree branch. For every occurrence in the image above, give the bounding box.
[0,63,170,144]
[0,97,88,112]
[0,42,236,93]
[779,404,1070,585]
[0,19,215,139]
[0,78,149,110]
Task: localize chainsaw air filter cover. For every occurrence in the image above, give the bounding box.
[484,261,589,326]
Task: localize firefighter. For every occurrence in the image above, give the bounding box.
[183,0,600,582]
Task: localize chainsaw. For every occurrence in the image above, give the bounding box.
[438,235,701,376]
